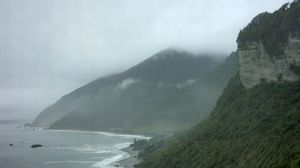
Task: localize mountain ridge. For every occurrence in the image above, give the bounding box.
[32,49,237,134]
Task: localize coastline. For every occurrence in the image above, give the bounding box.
[117,147,140,168]
[24,126,147,168]
[42,128,151,140]
[41,128,146,167]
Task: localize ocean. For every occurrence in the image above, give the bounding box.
[0,121,148,168]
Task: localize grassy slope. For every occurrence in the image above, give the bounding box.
[136,75,300,168]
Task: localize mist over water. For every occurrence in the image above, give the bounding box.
[0,0,291,120]
[0,1,297,168]
[0,121,148,168]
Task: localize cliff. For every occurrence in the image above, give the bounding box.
[134,1,300,167]
[238,1,300,89]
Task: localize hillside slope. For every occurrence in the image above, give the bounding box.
[135,1,300,167]
[32,49,237,134]
[136,76,300,168]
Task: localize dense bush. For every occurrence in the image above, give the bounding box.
[134,2,300,167]
[136,75,300,168]
[237,1,300,58]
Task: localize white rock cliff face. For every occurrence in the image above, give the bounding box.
[238,36,300,89]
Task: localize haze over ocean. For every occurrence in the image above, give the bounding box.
[0,121,148,168]
[0,0,290,120]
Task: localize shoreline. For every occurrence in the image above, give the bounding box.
[45,127,146,167]
[23,125,152,140]
[117,147,140,168]
[41,128,151,140]
[7,124,145,168]
[23,126,146,167]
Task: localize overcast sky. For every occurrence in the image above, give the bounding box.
[0,0,291,120]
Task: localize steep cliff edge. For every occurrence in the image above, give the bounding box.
[238,1,300,89]
[134,1,300,168]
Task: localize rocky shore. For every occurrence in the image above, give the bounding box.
[118,147,140,168]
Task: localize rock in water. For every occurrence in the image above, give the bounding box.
[31,144,43,148]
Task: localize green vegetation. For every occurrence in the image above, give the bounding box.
[290,64,300,75]
[134,3,300,166]
[34,50,237,134]
[135,75,300,168]
[237,1,300,58]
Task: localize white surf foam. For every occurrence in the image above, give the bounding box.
[44,160,94,165]
[94,149,112,154]
[90,142,132,168]
[91,151,129,168]
[33,128,149,168]
[44,129,151,140]
[46,142,133,167]
[113,142,132,149]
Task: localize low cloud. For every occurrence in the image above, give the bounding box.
[117,78,139,90]
[0,0,291,119]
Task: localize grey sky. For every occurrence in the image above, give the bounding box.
[0,0,291,120]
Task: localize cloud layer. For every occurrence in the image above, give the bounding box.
[0,0,291,119]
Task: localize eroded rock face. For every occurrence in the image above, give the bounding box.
[238,36,300,89]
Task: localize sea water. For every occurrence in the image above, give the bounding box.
[0,120,148,168]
